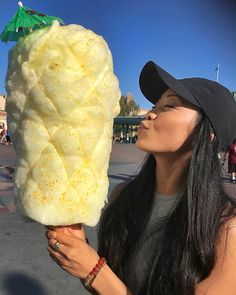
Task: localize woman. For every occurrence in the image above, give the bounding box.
[46,61,236,295]
[223,139,236,184]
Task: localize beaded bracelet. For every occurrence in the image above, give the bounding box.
[84,257,107,289]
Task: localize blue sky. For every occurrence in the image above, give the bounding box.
[0,0,235,109]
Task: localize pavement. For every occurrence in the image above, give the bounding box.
[0,143,235,295]
[0,143,146,295]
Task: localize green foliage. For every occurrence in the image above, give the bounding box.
[232,91,236,102]
[118,95,140,117]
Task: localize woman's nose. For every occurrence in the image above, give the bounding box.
[145,111,158,120]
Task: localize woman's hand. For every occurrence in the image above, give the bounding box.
[47,224,86,240]
[46,225,134,295]
[46,224,99,279]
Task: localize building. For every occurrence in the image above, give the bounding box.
[126,93,134,104]
[0,94,7,129]
[113,109,148,143]
[138,108,149,116]
[113,116,142,143]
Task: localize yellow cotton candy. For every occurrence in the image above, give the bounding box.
[6,21,121,226]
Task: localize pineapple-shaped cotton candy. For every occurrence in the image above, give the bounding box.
[6,21,120,226]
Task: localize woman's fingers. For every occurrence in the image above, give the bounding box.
[54,224,86,240]
[46,227,99,279]
[48,237,72,257]
[66,224,86,240]
[48,245,70,268]
[47,233,87,262]
[47,230,77,245]
[47,239,71,264]
[47,224,86,242]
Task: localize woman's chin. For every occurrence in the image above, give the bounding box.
[135,139,151,153]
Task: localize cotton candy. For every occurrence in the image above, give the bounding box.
[6,21,120,226]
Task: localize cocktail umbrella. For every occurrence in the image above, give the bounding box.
[0,2,64,42]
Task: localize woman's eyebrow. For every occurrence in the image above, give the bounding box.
[157,95,180,105]
[155,95,182,108]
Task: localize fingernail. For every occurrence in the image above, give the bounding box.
[48,231,55,238]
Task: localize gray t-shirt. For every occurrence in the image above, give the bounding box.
[124,192,181,294]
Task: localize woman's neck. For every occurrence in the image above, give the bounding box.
[154,150,191,195]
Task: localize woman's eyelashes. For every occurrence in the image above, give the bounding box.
[152,104,176,112]
[163,104,175,109]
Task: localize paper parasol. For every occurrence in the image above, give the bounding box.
[0,2,64,42]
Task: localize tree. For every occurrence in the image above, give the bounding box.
[118,95,140,117]
[232,91,236,102]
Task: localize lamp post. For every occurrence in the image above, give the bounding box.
[215,64,220,82]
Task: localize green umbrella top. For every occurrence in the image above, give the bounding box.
[0,2,64,42]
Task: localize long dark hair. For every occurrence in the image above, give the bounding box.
[98,115,236,295]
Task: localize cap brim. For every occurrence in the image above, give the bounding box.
[139,61,200,108]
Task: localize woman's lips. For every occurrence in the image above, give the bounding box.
[138,121,149,132]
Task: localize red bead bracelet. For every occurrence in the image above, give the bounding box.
[84,257,107,289]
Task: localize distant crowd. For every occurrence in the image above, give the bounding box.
[113,133,138,144]
[0,127,11,145]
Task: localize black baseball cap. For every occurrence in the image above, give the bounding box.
[139,61,236,151]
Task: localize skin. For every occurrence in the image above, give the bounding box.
[47,226,131,295]
[46,89,236,294]
[136,89,201,194]
[136,89,200,153]
[196,220,236,294]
